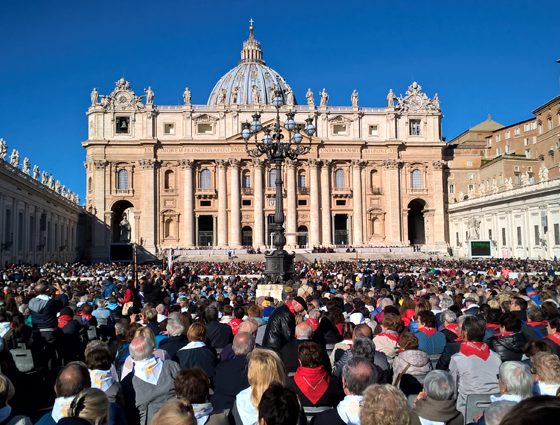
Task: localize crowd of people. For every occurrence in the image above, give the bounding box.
[0,257,559,425]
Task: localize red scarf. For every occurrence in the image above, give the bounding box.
[401,309,415,327]
[58,314,72,329]
[528,321,548,327]
[306,318,320,332]
[228,318,242,335]
[486,323,500,330]
[460,341,490,361]
[418,327,436,337]
[294,366,329,404]
[377,331,400,342]
[493,331,513,338]
[546,332,560,346]
[445,323,459,336]
[287,302,297,316]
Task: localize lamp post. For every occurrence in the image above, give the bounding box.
[243,89,316,281]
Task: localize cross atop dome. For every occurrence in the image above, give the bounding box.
[241,19,264,64]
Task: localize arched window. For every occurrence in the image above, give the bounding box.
[297,171,306,188]
[164,170,174,189]
[242,170,251,188]
[370,170,379,191]
[411,169,422,190]
[164,218,174,238]
[268,169,278,188]
[117,169,129,190]
[335,169,345,188]
[200,169,211,189]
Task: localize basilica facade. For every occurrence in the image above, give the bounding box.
[83,26,448,259]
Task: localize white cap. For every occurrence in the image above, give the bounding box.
[349,312,365,325]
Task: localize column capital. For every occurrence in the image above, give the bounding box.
[216,159,229,169]
[309,158,321,168]
[351,159,366,168]
[230,159,241,168]
[432,160,446,170]
[139,159,159,169]
[252,158,264,168]
[179,159,194,169]
[93,160,109,169]
[322,159,332,168]
[286,159,299,169]
[382,159,402,169]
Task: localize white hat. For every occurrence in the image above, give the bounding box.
[349,312,365,325]
[157,314,168,323]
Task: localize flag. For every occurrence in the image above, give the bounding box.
[167,249,174,273]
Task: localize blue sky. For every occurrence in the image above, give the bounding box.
[0,0,559,201]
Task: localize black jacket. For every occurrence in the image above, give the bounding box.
[311,408,345,425]
[211,355,249,411]
[436,341,461,370]
[288,375,343,407]
[280,339,331,374]
[174,344,217,380]
[206,320,233,349]
[158,335,188,358]
[262,305,296,352]
[489,332,526,362]
[29,296,62,330]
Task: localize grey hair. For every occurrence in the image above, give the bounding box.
[423,370,455,400]
[499,361,533,399]
[441,309,457,324]
[439,297,454,310]
[232,332,255,356]
[114,319,127,336]
[342,356,377,396]
[351,337,375,359]
[295,322,313,340]
[166,317,185,337]
[129,336,154,361]
[484,401,517,425]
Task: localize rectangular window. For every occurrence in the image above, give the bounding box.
[410,119,421,136]
[449,184,455,193]
[514,128,520,136]
[548,118,553,131]
[525,149,531,158]
[456,232,460,246]
[501,228,506,246]
[242,199,251,207]
[333,124,347,135]
[487,138,492,147]
[368,125,378,136]
[505,131,511,139]
[466,160,473,167]
[298,174,306,188]
[524,138,529,146]
[517,226,522,246]
[505,145,511,154]
[164,123,175,135]
[197,123,214,134]
[336,200,346,206]
[534,225,540,245]
[115,116,130,134]
[496,134,501,142]
[554,223,560,245]
[298,200,307,206]
[524,123,531,131]
[468,184,474,192]
[496,148,502,156]
[200,200,211,207]
[531,122,537,130]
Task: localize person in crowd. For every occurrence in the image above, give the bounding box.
[288,342,342,407]
[411,370,462,425]
[58,307,85,363]
[257,384,301,425]
[231,349,286,425]
[436,315,468,370]
[262,296,307,352]
[544,317,560,355]
[175,368,228,425]
[498,395,560,425]
[151,399,196,425]
[58,388,109,425]
[204,306,233,350]
[488,313,526,362]
[175,323,217,382]
[101,277,118,300]
[212,332,253,411]
[158,312,188,358]
[359,384,412,425]
[509,297,528,322]
[531,352,560,395]
[521,339,553,368]
[489,361,533,403]
[479,400,516,425]
[219,319,258,362]
[449,315,501,415]
[330,322,356,365]
[77,304,97,328]
[440,309,460,343]
[313,357,378,425]
[373,313,401,362]
[414,310,446,355]
[392,332,432,395]
[36,362,92,425]
[522,308,548,341]
[140,308,164,345]
[281,321,330,374]
[228,307,245,336]
[121,326,169,380]
[121,335,180,425]
[0,373,32,425]
[462,297,480,316]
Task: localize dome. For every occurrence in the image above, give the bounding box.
[207,24,296,106]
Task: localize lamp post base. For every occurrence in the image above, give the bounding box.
[263,249,295,282]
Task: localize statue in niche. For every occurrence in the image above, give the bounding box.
[351,90,359,108]
[119,213,131,242]
[32,165,39,179]
[218,88,227,104]
[9,149,19,167]
[231,86,239,103]
[22,157,30,174]
[319,88,328,108]
[286,88,294,106]
[0,139,6,160]
[90,88,98,106]
[306,88,314,108]
[145,86,154,105]
[387,89,396,107]
[183,87,191,105]
[252,85,260,104]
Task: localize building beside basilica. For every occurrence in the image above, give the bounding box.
[83,25,448,259]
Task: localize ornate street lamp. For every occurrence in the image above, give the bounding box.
[243,89,316,281]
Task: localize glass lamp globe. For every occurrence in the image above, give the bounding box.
[285,115,296,131]
[293,132,303,144]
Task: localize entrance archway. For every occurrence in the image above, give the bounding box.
[241,226,253,247]
[111,200,135,243]
[407,199,426,245]
[297,225,308,248]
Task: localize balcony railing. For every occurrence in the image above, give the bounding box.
[115,189,133,196]
[241,187,253,195]
[298,186,309,195]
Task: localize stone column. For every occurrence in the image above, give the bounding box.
[320,160,332,246]
[140,159,158,253]
[253,159,265,248]
[383,159,402,244]
[181,160,194,247]
[286,160,297,248]
[309,159,321,247]
[217,160,228,247]
[229,159,241,248]
[431,160,447,249]
[352,160,364,246]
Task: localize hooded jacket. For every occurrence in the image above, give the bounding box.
[489,332,526,362]
[29,294,61,330]
[392,349,432,385]
[411,397,464,425]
